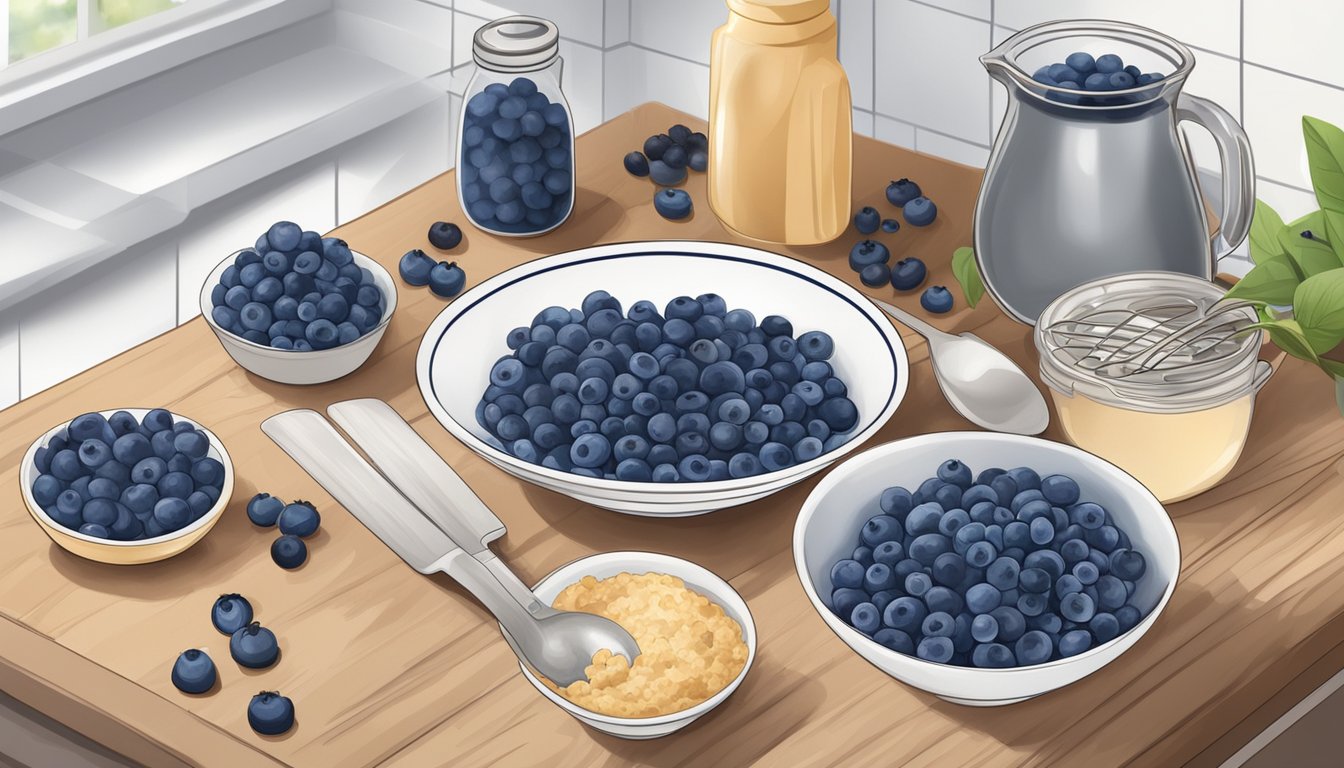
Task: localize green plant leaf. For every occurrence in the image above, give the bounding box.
[1304,115,1344,213]
[1225,252,1304,305]
[1293,267,1344,354]
[951,246,985,308]
[1254,318,1321,364]
[1321,358,1344,380]
[1278,210,1344,277]
[1250,199,1288,264]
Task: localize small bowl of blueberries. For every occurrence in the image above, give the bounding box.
[416,240,910,517]
[20,409,234,565]
[199,221,397,385]
[793,431,1179,706]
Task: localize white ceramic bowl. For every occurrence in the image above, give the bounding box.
[19,409,234,565]
[514,551,756,739]
[793,432,1180,706]
[199,249,397,385]
[416,241,909,516]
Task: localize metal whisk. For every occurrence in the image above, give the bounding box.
[1042,295,1257,381]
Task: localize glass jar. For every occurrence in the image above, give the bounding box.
[1035,272,1273,503]
[457,16,574,237]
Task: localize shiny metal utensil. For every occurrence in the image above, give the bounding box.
[261,409,639,686]
[871,298,1050,436]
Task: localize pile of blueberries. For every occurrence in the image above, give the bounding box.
[848,179,951,313]
[827,459,1151,668]
[246,493,322,569]
[170,593,295,735]
[477,290,859,482]
[30,410,225,541]
[624,123,707,220]
[1032,52,1166,105]
[461,77,573,234]
[209,221,386,351]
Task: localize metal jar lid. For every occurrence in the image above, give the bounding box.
[1034,272,1268,413]
[473,16,559,72]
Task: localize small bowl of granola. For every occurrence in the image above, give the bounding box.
[509,551,756,739]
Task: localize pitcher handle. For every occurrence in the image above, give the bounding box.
[1176,93,1256,260]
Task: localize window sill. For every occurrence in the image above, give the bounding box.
[0,8,451,313]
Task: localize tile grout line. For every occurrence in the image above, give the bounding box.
[1239,0,1246,129]
[624,42,708,70]
[869,0,875,114]
[906,0,988,25]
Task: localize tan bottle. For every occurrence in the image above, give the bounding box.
[708,0,852,245]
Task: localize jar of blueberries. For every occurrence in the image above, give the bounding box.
[458,16,574,237]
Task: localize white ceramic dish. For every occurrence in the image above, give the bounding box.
[19,409,234,565]
[199,249,397,385]
[416,240,909,516]
[514,551,756,739]
[793,432,1179,706]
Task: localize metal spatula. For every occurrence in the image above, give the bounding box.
[262,408,639,686]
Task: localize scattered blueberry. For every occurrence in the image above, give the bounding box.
[247,493,285,527]
[427,221,463,250]
[860,262,892,288]
[904,196,938,227]
[624,151,650,177]
[428,262,467,298]
[277,501,320,538]
[399,249,436,287]
[890,257,927,291]
[230,622,280,669]
[212,593,254,635]
[849,240,890,272]
[271,535,308,569]
[247,691,295,735]
[477,290,857,482]
[921,286,954,314]
[886,179,922,207]
[171,649,217,694]
[881,219,901,234]
[649,160,687,186]
[826,458,1152,668]
[653,188,693,220]
[853,207,880,235]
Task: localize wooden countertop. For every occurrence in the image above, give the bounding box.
[2,102,1341,768]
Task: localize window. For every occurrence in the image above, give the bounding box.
[6,0,188,66]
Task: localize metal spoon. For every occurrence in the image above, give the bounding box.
[870,298,1050,435]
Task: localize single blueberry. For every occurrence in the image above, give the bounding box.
[653,188,693,220]
[171,649,217,694]
[271,534,308,569]
[890,257,928,291]
[248,692,296,736]
[212,593,254,635]
[860,262,892,287]
[848,240,890,272]
[429,262,467,298]
[904,196,938,227]
[230,622,279,669]
[278,500,320,537]
[853,206,880,234]
[921,286,953,314]
[885,178,922,207]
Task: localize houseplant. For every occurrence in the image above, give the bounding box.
[1225,116,1344,415]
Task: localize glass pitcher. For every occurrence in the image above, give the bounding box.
[975,20,1254,324]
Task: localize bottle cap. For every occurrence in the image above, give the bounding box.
[473,15,559,72]
[727,0,830,24]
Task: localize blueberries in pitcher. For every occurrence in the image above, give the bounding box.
[462,77,572,233]
[921,286,954,314]
[653,188,693,220]
[826,459,1154,668]
[1065,52,1096,75]
[853,206,881,234]
[890,257,928,291]
[1038,52,1167,105]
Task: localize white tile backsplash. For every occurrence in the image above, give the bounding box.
[337,96,453,222]
[1243,64,1344,192]
[874,116,917,150]
[875,1,992,145]
[994,0,1240,58]
[454,0,607,48]
[852,108,874,138]
[20,241,176,398]
[629,0,725,65]
[605,0,631,48]
[1256,177,1321,225]
[0,314,17,410]
[1245,0,1344,87]
[604,46,711,121]
[912,0,990,21]
[177,163,336,324]
[839,0,874,112]
[560,39,607,134]
[915,129,990,168]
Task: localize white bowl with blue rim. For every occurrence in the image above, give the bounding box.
[793,432,1180,705]
[416,240,910,517]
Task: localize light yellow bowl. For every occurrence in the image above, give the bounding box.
[19,409,234,565]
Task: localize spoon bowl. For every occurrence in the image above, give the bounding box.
[872,298,1049,435]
